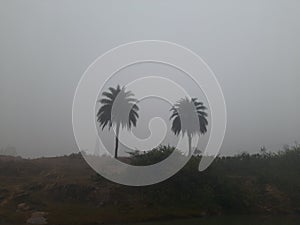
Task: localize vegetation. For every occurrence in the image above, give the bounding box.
[101,144,300,217]
[170,97,208,155]
[97,85,139,158]
[0,145,300,224]
[97,86,209,158]
[127,145,175,166]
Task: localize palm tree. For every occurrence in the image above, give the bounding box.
[97,85,139,158]
[170,97,208,156]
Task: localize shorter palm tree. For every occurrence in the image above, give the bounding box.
[170,97,208,156]
[97,85,139,158]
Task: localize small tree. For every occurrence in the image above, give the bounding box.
[97,85,139,158]
[170,97,208,156]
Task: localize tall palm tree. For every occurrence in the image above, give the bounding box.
[170,97,208,156]
[97,85,139,158]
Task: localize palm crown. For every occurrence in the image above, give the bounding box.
[97,85,139,158]
[170,97,208,155]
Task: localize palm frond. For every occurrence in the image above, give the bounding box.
[102,91,114,99]
[169,97,208,137]
[97,85,139,130]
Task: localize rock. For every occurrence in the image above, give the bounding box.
[97,201,105,207]
[17,202,30,211]
[26,211,48,224]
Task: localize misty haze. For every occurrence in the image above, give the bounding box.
[0,1,299,225]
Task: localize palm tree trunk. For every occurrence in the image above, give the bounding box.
[114,124,120,158]
[188,133,192,156]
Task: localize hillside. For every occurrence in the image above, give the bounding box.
[0,146,300,225]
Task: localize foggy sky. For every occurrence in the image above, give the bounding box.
[0,0,299,158]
